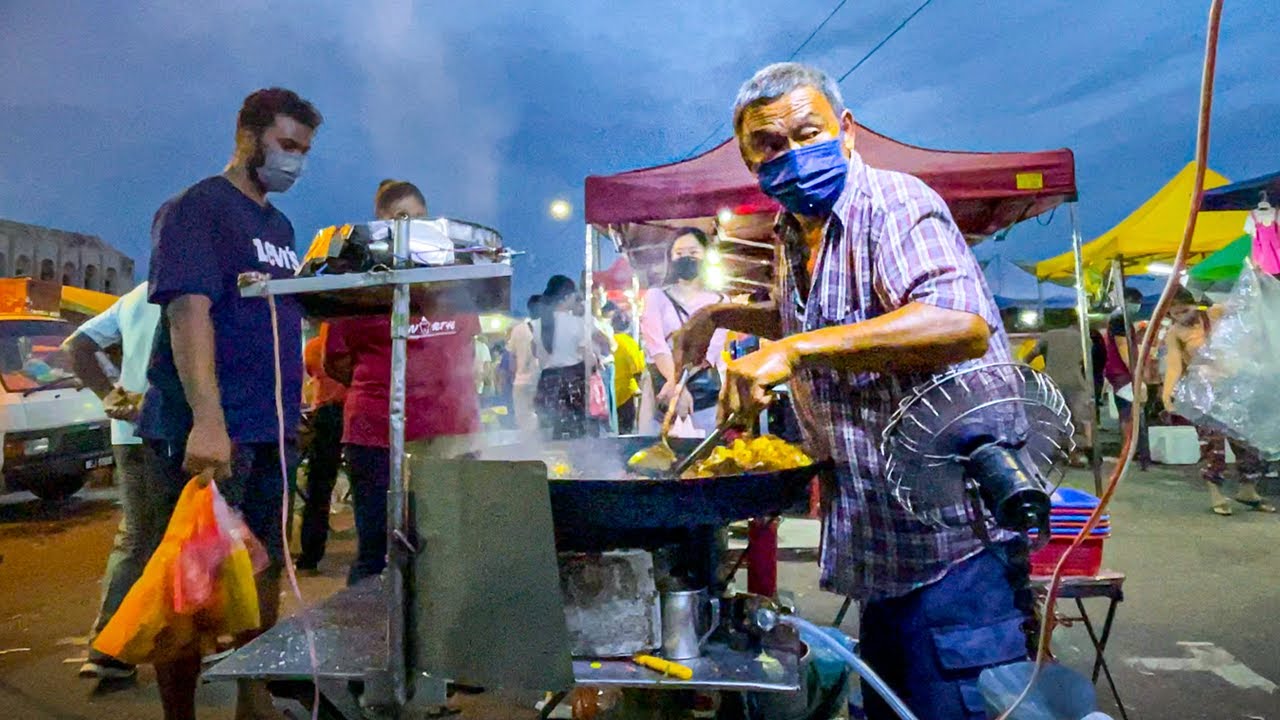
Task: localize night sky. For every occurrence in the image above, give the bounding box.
[1,0,1275,306]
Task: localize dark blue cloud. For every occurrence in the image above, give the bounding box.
[0,0,1275,305]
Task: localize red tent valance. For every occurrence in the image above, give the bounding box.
[584,125,1076,237]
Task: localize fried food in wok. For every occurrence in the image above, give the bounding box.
[683,435,813,479]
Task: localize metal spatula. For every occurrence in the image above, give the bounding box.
[627,365,697,475]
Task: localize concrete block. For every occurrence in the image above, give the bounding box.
[559,549,661,657]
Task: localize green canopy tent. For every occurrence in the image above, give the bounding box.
[1188,233,1250,283]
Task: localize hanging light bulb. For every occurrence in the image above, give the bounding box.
[705,264,728,291]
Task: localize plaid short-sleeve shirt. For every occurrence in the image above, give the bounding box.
[777,150,1014,602]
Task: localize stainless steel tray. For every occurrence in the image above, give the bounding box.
[237,263,512,316]
[205,577,802,693]
[204,577,388,682]
[571,641,801,692]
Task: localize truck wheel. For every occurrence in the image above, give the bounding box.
[28,474,88,503]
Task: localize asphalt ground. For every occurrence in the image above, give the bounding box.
[0,459,1276,719]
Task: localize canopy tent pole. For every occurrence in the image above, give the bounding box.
[1070,203,1103,495]
[583,224,618,433]
[1111,256,1141,476]
[386,215,412,705]
[584,223,595,424]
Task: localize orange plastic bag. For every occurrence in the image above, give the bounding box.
[93,478,266,665]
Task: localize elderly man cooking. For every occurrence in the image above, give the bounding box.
[676,63,1030,719]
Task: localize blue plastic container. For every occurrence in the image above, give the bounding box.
[1051,487,1101,510]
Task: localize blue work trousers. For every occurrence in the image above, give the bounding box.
[859,544,1032,720]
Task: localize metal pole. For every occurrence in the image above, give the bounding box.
[584,224,596,432]
[386,214,411,705]
[1069,203,1103,494]
[1112,256,1142,475]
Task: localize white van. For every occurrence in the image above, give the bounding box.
[0,279,112,501]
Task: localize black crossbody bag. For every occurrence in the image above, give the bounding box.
[651,289,723,411]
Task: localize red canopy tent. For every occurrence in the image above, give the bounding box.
[579,126,1098,490]
[583,126,1077,290]
[586,126,1075,233]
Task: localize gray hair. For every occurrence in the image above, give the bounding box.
[732,62,845,133]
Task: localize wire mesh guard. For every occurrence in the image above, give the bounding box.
[880,363,1075,529]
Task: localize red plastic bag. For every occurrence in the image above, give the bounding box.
[588,370,608,419]
[173,479,269,613]
[93,477,266,665]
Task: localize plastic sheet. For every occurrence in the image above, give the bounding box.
[1173,264,1280,456]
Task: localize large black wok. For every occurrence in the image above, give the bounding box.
[481,435,831,551]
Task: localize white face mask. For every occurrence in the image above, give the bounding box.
[256,145,306,193]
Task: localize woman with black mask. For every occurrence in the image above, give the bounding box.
[639,228,728,433]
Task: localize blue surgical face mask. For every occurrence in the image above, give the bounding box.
[755,137,849,217]
[256,145,306,193]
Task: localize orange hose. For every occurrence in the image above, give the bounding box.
[269,294,321,720]
[996,1,1224,717]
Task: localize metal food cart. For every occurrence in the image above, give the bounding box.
[205,218,817,719]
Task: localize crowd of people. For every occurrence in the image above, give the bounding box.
[58,88,510,719]
[1023,285,1276,516]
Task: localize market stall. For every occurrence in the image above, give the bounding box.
[584,126,1078,294]
[582,126,1087,602]
[201,220,861,720]
[1192,169,1280,285]
[1201,169,1280,211]
[1188,233,1251,284]
[981,253,1079,311]
[1035,162,1248,285]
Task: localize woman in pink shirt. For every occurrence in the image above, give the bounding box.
[324,180,481,585]
[639,228,728,433]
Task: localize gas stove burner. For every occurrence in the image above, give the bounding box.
[881,362,1075,539]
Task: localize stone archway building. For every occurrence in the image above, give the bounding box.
[0,218,135,294]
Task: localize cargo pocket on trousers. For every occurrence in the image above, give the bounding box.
[932,616,1029,716]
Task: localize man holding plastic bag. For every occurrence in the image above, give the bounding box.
[93,88,322,720]
[1164,285,1276,516]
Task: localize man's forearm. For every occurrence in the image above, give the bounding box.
[785,302,989,376]
[709,301,783,340]
[168,295,224,427]
[64,334,115,399]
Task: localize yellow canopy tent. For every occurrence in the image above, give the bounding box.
[60,284,119,324]
[1035,162,1248,281]
[61,285,118,316]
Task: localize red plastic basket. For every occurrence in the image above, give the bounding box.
[1030,535,1105,577]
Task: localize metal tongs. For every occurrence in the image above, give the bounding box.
[629,362,754,478]
[668,410,747,478]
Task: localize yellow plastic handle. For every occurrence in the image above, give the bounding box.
[632,654,693,680]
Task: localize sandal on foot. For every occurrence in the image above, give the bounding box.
[1234,497,1277,513]
[1212,502,1233,516]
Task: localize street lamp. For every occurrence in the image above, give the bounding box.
[549,199,572,221]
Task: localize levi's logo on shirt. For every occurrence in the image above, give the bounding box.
[408,316,458,339]
[251,237,301,271]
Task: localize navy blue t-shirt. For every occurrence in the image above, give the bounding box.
[140,176,304,444]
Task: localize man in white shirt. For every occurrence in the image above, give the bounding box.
[63,282,161,680]
[507,295,542,431]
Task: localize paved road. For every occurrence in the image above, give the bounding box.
[0,462,1276,719]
